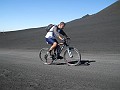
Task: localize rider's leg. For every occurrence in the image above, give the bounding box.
[49,42,57,54]
[45,38,62,59]
[56,45,61,56]
[56,45,63,59]
[46,38,58,55]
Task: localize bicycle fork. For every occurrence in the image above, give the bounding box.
[67,47,73,58]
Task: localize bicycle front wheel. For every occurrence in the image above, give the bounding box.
[64,47,81,66]
[39,48,53,65]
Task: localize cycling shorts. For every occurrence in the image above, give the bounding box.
[46,38,58,45]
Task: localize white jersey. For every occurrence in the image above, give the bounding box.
[45,25,59,39]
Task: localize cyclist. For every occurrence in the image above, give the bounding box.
[45,22,69,59]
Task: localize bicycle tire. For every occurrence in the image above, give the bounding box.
[39,48,53,65]
[63,47,81,66]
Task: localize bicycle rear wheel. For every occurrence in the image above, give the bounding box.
[39,48,53,65]
[64,47,81,66]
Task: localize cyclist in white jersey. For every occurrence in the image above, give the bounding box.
[45,22,68,59]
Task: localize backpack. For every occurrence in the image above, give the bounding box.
[45,24,54,32]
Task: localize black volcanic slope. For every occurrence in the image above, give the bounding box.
[0,1,120,53]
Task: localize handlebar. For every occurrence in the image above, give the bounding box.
[63,38,70,46]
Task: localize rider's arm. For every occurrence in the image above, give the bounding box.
[58,29,68,38]
[53,26,63,40]
[58,35,63,41]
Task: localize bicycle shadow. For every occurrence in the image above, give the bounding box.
[79,60,96,66]
[51,62,67,65]
[50,60,96,66]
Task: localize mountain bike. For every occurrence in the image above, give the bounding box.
[39,38,81,66]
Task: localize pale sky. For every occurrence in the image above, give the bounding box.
[0,0,117,32]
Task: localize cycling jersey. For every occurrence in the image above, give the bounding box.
[45,25,60,39]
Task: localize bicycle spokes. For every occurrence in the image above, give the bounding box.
[64,47,81,66]
[39,48,53,65]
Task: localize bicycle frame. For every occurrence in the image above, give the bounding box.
[57,39,72,56]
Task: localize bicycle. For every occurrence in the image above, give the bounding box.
[39,38,81,66]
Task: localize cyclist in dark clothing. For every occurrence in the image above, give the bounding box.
[45,22,68,59]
